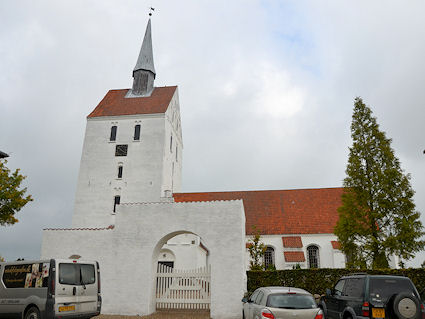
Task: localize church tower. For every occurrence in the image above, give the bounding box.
[72,19,183,228]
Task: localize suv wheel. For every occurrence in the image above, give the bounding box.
[392,292,421,319]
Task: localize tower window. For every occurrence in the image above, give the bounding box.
[264,246,275,269]
[117,165,123,179]
[307,245,320,268]
[110,126,117,141]
[170,135,173,152]
[115,145,128,156]
[113,195,120,213]
[134,124,141,141]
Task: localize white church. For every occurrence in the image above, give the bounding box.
[41,18,354,318]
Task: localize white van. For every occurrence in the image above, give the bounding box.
[0,259,101,319]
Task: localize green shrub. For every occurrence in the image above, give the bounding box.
[247,268,425,297]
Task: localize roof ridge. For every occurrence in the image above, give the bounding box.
[174,187,344,195]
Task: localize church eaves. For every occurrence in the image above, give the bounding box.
[87,86,176,118]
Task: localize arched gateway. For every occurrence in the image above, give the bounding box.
[42,200,246,318]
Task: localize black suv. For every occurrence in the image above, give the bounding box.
[319,274,424,319]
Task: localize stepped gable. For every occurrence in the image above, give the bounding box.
[173,187,343,235]
[87,86,177,118]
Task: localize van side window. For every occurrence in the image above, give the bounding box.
[81,264,95,285]
[2,263,49,288]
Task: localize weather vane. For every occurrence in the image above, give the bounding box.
[149,7,155,16]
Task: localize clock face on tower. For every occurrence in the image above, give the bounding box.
[115,144,128,157]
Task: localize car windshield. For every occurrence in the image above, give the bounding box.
[267,293,317,309]
[369,278,416,302]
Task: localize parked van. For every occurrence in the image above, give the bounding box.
[0,259,101,319]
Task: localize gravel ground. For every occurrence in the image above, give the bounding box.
[94,310,211,319]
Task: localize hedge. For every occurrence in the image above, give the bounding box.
[247,268,425,297]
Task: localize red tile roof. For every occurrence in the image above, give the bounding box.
[284,251,306,262]
[282,236,303,248]
[331,241,341,249]
[87,86,177,118]
[173,188,343,235]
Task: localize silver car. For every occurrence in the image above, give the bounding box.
[242,287,323,319]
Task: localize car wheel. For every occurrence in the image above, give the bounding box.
[393,292,421,319]
[24,307,40,319]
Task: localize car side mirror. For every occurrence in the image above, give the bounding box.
[326,288,332,296]
[242,297,248,303]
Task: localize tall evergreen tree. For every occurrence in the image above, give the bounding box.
[335,97,424,269]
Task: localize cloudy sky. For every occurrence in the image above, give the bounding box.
[1,0,424,266]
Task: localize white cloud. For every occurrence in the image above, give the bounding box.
[0,0,424,267]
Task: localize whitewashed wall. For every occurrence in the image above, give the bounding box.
[72,90,182,228]
[42,199,246,319]
[162,234,208,269]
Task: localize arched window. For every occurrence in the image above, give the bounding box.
[134,124,141,140]
[113,195,120,213]
[264,246,275,269]
[110,126,117,141]
[307,245,320,268]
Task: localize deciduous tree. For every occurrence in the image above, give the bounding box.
[247,226,266,270]
[335,97,424,269]
[0,159,33,225]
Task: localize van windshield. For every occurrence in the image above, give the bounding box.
[59,264,79,285]
[59,263,95,285]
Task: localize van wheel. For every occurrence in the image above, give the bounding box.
[25,307,40,319]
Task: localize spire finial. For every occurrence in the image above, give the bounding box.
[149,7,155,17]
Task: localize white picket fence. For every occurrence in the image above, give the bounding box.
[156,264,211,310]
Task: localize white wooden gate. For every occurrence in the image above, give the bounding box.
[156,264,211,310]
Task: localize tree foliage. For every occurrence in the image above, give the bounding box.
[335,97,424,269]
[247,227,266,271]
[0,159,33,225]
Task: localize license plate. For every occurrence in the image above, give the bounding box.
[372,308,385,318]
[59,305,75,312]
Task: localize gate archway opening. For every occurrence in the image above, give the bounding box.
[151,231,211,311]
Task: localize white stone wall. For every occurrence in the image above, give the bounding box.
[162,89,182,195]
[72,90,183,228]
[42,199,246,319]
[162,234,208,269]
[245,234,346,270]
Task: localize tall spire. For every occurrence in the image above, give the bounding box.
[130,18,156,97]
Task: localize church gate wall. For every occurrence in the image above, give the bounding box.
[42,199,246,319]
